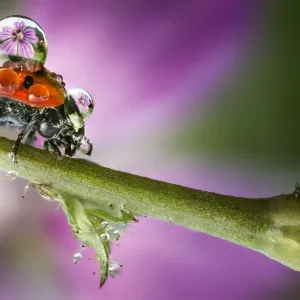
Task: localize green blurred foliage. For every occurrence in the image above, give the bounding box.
[172,2,300,170]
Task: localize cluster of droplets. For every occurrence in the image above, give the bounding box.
[4,170,126,280]
[72,221,127,279]
[50,72,65,88]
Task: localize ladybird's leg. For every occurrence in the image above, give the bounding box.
[43,139,61,156]
[61,136,77,157]
[65,143,77,157]
[24,131,38,146]
[11,114,44,163]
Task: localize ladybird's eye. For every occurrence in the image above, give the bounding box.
[23,76,33,89]
[67,88,94,120]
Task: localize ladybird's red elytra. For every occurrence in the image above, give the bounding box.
[0,67,65,108]
[0,15,94,163]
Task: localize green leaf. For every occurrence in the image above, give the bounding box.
[32,183,131,287]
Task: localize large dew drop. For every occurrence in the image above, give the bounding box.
[99,221,109,230]
[0,15,48,72]
[67,88,94,120]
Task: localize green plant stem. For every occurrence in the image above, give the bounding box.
[1,136,300,271]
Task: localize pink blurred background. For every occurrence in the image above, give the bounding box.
[0,1,299,299]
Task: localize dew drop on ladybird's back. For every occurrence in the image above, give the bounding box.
[73,252,83,264]
[0,68,19,95]
[6,170,17,180]
[0,15,48,72]
[28,84,49,103]
[56,74,63,82]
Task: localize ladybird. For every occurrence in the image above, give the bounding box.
[0,15,94,163]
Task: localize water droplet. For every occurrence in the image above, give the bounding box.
[79,136,92,155]
[22,182,30,198]
[99,221,109,230]
[108,260,121,278]
[67,88,94,119]
[56,74,63,82]
[73,252,82,264]
[0,68,19,96]
[112,230,120,241]
[29,84,49,102]
[6,170,17,180]
[100,233,110,242]
[0,15,48,71]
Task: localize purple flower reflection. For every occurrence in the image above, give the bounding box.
[74,92,91,115]
[0,21,38,58]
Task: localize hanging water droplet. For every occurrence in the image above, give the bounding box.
[108,222,127,234]
[22,182,30,198]
[100,233,109,242]
[79,136,92,155]
[73,252,82,264]
[28,84,49,103]
[6,170,17,180]
[108,260,121,278]
[112,230,120,241]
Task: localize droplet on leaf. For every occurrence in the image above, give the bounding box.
[6,170,17,180]
[67,88,94,120]
[112,230,120,241]
[100,233,109,242]
[73,252,83,264]
[108,260,121,278]
[99,221,109,230]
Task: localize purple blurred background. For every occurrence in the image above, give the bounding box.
[0,1,299,299]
